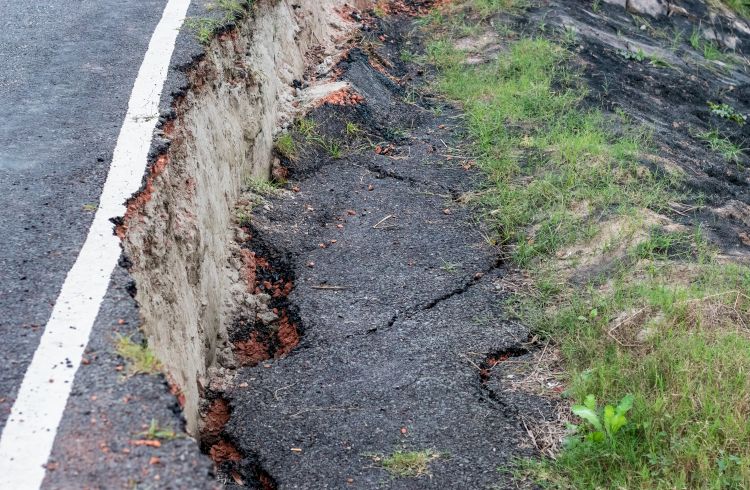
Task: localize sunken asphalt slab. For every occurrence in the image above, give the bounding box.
[219,42,550,488]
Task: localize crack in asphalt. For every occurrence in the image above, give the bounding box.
[371,260,503,335]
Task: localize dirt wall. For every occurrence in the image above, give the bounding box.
[119,0,367,434]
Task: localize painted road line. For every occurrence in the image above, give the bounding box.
[0,0,191,487]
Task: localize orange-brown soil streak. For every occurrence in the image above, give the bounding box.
[203,398,232,437]
[209,441,243,463]
[235,242,301,366]
[235,333,271,366]
[115,154,170,239]
[317,87,365,107]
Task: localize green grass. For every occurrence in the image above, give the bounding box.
[183,17,223,44]
[698,128,745,162]
[183,0,252,44]
[138,419,179,441]
[297,118,317,136]
[423,1,750,487]
[245,177,280,196]
[689,28,733,63]
[115,335,161,375]
[718,0,750,18]
[517,262,750,488]
[427,37,671,266]
[274,133,297,160]
[374,450,441,478]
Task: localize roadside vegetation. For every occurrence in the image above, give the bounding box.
[184,0,253,44]
[420,0,750,487]
[115,334,161,375]
[370,450,441,478]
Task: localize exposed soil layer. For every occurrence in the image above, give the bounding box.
[219,12,554,489]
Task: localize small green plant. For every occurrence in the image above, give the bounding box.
[669,28,684,52]
[563,25,578,45]
[274,133,297,160]
[400,49,416,63]
[326,140,343,159]
[702,40,723,61]
[569,394,634,444]
[82,203,98,212]
[139,419,178,441]
[591,0,601,12]
[618,48,669,67]
[309,136,344,159]
[115,335,161,375]
[440,259,462,272]
[708,101,747,125]
[183,17,222,44]
[689,28,702,50]
[689,28,730,62]
[698,128,745,161]
[345,121,362,137]
[245,177,279,196]
[619,48,646,62]
[297,118,317,137]
[374,450,441,477]
[184,0,251,44]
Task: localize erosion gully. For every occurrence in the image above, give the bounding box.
[117,0,552,488]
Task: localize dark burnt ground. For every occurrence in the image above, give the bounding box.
[217,12,553,490]
[535,0,750,258]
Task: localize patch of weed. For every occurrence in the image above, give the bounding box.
[274,133,297,160]
[139,419,179,441]
[345,121,362,137]
[440,259,462,272]
[115,334,161,375]
[373,450,441,478]
[184,0,252,44]
[721,0,750,17]
[245,177,280,196]
[698,128,745,161]
[708,101,747,125]
[297,118,317,137]
[183,17,222,45]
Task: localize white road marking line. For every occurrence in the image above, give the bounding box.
[0,0,191,487]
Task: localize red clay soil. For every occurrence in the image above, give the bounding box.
[234,333,272,366]
[203,398,232,437]
[275,314,300,356]
[317,87,365,107]
[209,441,242,463]
[115,154,170,239]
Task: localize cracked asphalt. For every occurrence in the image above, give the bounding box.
[219,35,551,488]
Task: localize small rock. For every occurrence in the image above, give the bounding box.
[626,0,667,18]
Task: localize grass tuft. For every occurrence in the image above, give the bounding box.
[374,450,441,478]
[115,334,161,375]
[274,133,297,160]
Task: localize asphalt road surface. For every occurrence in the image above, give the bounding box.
[0,1,214,487]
